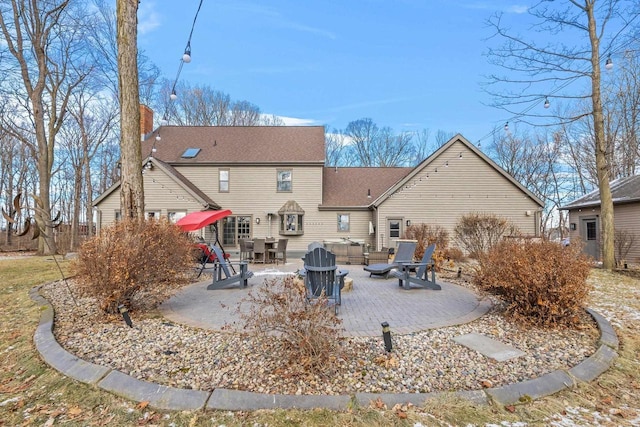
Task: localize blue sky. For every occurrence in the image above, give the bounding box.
[137,1,533,144]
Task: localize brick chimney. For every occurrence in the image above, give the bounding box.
[140,104,153,140]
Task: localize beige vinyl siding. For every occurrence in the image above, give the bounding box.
[569,203,640,264]
[95,168,208,232]
[614,203,640,263]
[175,164,326,252]
[375,141,540,250]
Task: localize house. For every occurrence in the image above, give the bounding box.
[93,118,544,257]
[561,175,640,263]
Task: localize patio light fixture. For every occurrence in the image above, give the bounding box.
[381,321,392,352]
[367,189,371,199]
[118,304,133,328]
[544,97,550,109]
[255,217,260,224]
[183,42,192,63]
[605,56,613,70]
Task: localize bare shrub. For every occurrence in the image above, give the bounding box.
[443,246,464,262]
[473,239,592,328]
[615,228,636,267]
[404,223,449,269]
[73,218,194,314]
[238,276,349,375]
[454,212,519,258]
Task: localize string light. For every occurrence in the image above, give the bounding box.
[148,0,205,158]
[544,97,550,108]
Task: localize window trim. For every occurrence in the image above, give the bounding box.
[337,213,350,232]
[276,169,292,192]
[279,213,304,236]
[219,168,230,193]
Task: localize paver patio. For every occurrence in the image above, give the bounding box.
[160,258,492,337]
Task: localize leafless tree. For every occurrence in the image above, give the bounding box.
[485,0,640,269]
[158,81,270,126]
[0,0,92,254]
[116,0,144,219]
[60,91,118,247]
[325,129,347,167]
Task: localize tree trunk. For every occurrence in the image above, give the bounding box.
[116,0,144,219]
[587,2,615,270]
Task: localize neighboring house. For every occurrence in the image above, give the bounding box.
[561,175,640,263]
[93,120,544,255]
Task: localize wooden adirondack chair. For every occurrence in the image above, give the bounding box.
[391,243,441,290]
[206,245,254,290]
[303,247,348,314]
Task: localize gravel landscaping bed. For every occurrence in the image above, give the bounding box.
[40,272,599,396]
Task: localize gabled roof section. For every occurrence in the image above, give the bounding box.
[372,134,545,208]
[561,175,640,209]
[142,126,326,165]
[92,157,219,209]
[321,167,412,208]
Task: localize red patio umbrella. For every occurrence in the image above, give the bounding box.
[176,209,232,232]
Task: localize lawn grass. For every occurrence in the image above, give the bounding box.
[1,255,638,426]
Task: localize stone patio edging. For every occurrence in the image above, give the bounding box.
[30,285,619,411]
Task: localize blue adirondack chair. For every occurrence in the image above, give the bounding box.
[303,247,348,314]
[391,243,441,290]
[206,245,254,290]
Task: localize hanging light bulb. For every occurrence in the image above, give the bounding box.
[152,147,157,153]
[160,115,168,126]
[605,56,613,70]
[155,134,161,142]
[170,89,178,101]
[504,122,509,132]
[182,42,192,63]
[544,98,550,109]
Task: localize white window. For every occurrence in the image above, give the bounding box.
[338,214,350,232]
[277,170,292,192]
[219,169,229,192]
[168,211,186,223]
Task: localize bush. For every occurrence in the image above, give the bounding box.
[454,212,519,258]
[73,218,195,314]
[443,246,464,262]
[238,276,349,374]
[404,223,449,270]
[473,239,593,328]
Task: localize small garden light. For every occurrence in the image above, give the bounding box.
[118,304,133,328]
[381,321,392,352]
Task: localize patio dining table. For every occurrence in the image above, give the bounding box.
[248,238,277,263]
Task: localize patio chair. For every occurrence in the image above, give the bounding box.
[207,245,254,290]
[307,241,324,251]
[267,238,288,265]
[391,243,441,290]
[303,247,348,314]
[252,238,267,263]
[239,239,253,262]
[363,241,417,278]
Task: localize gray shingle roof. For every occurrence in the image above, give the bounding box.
[561,175,640,209]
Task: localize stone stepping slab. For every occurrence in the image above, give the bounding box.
[453,333,525,361]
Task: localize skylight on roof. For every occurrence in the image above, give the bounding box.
[181,148,201,158]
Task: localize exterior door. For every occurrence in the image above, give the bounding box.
[387,218,403,249]
[581,217,599,260]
